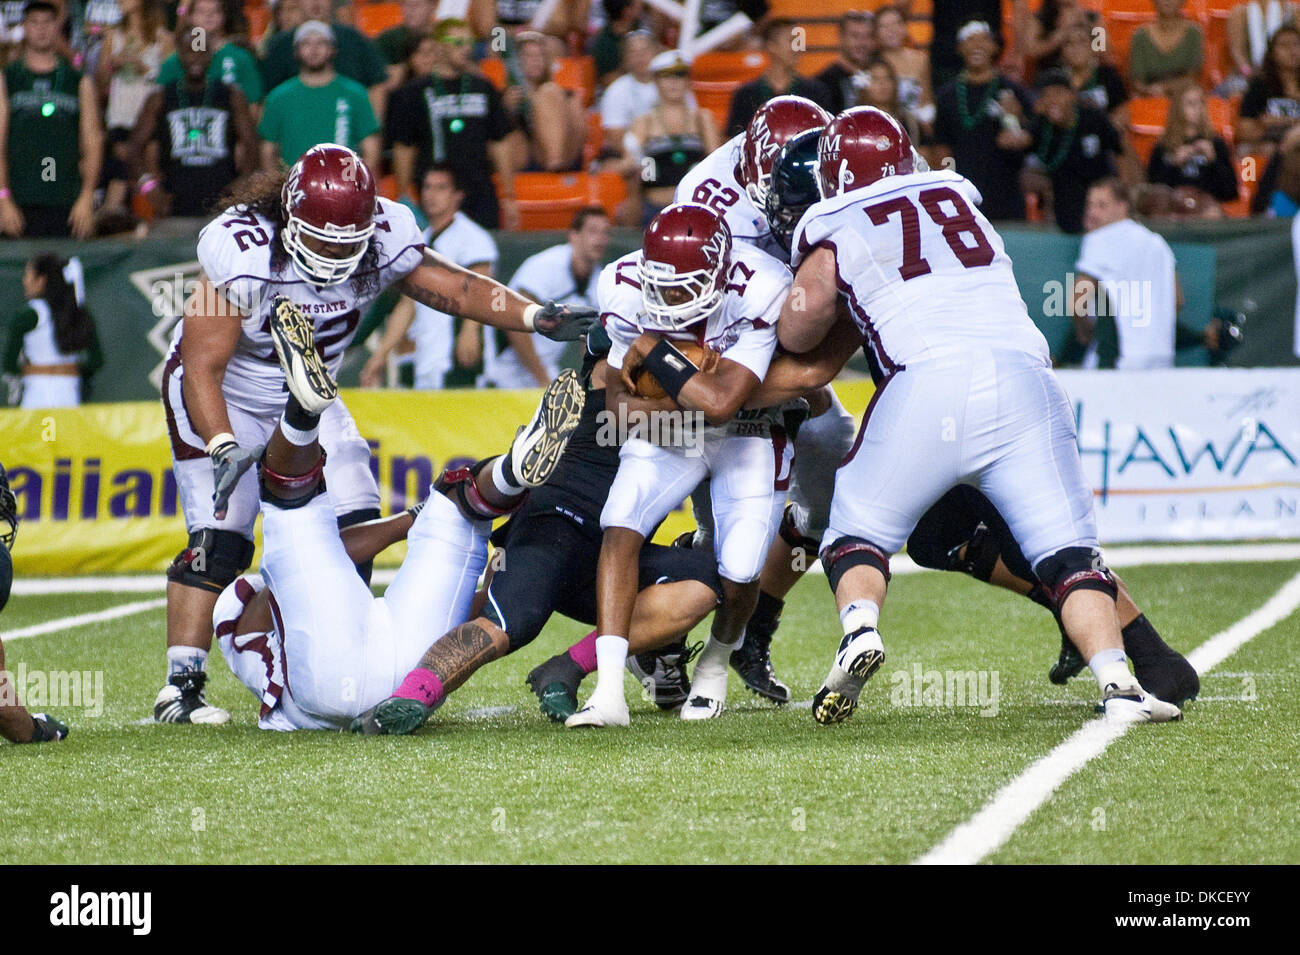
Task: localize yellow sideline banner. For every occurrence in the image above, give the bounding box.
[0,384,877,576]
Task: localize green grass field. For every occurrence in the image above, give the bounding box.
[3,556,1298,865]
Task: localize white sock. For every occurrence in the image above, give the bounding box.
[840,599,880,635]
[593,635,629,701]
[1089,648,1135,690]
[167,645,207,679]
[694,634,734,680]
[279,415,318,447]
[490,454,524,496]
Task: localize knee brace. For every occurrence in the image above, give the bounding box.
[166,528,255,594]
[1035,546,1117,607]
[778,504,820,555]
[437,459,519,522]
[820,535,892,593]
[259,450,327,509]
[337,507,382,585]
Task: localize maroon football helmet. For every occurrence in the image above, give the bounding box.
[816,106,914,199]
[281,143,377,286]
[739,95,833,210]
[638,203,732,331]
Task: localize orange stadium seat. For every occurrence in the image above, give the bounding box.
[479,57,508,90]
[554,56,596,107]
[1201,0,1236,87]
[907,20,934,47]
[690,51,767,131]
[582,110,604,166]
[508,172,627,230]
[355,2,402,38]
[244,2,271,43]
[797,51,839,78]
[1127,96,1169,163]
[1207,95,1236,145]
[1100,1,1157,72]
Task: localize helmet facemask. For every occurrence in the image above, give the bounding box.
[638,254,725,332]
[281,213,373,287]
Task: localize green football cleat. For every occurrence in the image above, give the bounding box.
[349,697,432,736]
[525,652,585,723]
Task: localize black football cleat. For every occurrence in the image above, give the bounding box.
[730,629,791,705]
[1049,628,1086,685]
[349,697,432,735]
[626,637,701,711]
[153,669,231,724]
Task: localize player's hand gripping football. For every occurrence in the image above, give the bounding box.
[534,301,599,342]
[211,440,264,521]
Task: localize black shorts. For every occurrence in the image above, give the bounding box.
[483,513,721,652]
[908,485,1035,583]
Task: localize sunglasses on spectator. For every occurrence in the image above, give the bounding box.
[440,36,472,46]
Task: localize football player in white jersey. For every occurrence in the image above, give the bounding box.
[566,202,793,727]
[779,107,1182,726]
[210,302,586,731]
[156,142,597,725]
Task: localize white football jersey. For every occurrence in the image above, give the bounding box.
[174,196,425,417]
[792,169,1049,371]
[599,243,788,394]
[675,133,783,259]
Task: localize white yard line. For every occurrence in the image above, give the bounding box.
[915,569,1300,866]
[2,597,169,642]
[13,542,1300,595]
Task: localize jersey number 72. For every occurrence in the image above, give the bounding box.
[865,186,995,281]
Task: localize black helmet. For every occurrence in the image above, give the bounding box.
[764,127,822,256]
[0,463,17,552]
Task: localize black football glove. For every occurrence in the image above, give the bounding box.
[534,301,599,342]
[211,440,263,521]
[27,713,69,743]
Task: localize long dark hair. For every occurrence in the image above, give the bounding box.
[215,169,383,299]
[29,253,94,354]
[1261,24,1300,93]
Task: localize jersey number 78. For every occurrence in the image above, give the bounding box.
[865,186,995,281]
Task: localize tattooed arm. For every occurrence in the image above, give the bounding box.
[396,249,597,341]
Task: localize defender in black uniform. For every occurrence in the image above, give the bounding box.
[352,330,724,735]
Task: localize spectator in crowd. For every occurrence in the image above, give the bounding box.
[496,0,588,39]
[725,18,830,137]
[1029,68,1122,234]
[1060,22,1128,123]
[402,27,437,81]
[930,0,1003,93]
[1128,0,1204,98]
[502,30,585,172]
[260,0,387,113]
[361,163,497,390]
[859,55,920,144]
[432,0,496,40]
[0,462,69,744]
[1067,177,1222,367]
[816,10,875,116]
[3,0,82,63]
[1227,0,1298,94]
[95,0,172,220]
[128,21,257,217]
[1014,0,1096,75]
[599,29,658,151]
[0,0,102,239]
[81,0,126,72]
[623,49,719,224]
[933,20,1031,223]
[2,251,101,408]
[375,0,434,69]
[591,0,644,86]
[1238,23,1300,151]
[154,0,264,106]
[260,0,305,57]
[386,17,516,229]
[1146,80,1239,213]
[258,20,380,175]
[483,204,609,388]
[875,4,931,130]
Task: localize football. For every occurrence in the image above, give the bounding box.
[633,340,719,398]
